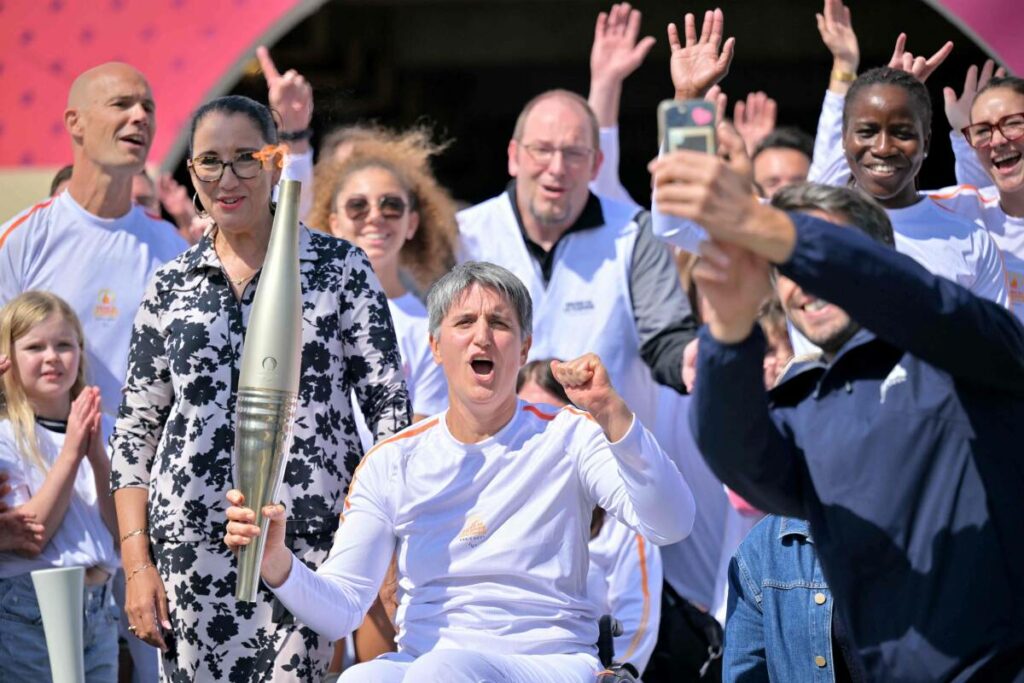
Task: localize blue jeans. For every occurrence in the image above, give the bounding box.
[0,572,119,682]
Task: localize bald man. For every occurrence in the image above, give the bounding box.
[0,62,186,416]
[457,89,698,426]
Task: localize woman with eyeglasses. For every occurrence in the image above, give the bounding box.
[930,70,1024,321]
[309,132,458,427]
[108,95,411,682]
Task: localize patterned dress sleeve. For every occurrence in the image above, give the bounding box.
[339,248,411,444]
[109,277,175,490]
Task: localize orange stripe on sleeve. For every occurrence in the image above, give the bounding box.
[343,416,440,510]
[0,198,54,250]
[621,534,651,664]
[927,184,979,200]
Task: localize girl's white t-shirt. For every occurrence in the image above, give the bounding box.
[0,417,118,577]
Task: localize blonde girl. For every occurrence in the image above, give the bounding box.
[0,291,119,681]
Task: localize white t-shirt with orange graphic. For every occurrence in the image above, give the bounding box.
[931,184,1024,323]
[0,191,186,414]
[270,400,694,658]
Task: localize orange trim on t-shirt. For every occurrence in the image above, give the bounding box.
[343,416,440,510]
[0,197,55,250]
[522,403,597,423]
[927,184,980,200]
[620,534,651,663]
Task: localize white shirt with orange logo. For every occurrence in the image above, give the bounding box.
[0,191,187,414]
[271,400,694,658]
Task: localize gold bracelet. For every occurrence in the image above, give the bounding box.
[125,563,154,583]
[831,69,857,83]
[119,527,148,543]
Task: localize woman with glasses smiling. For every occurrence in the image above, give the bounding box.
[109,95,411,682]
[930,69,1024,322]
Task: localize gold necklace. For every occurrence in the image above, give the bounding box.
[228,272,255,286]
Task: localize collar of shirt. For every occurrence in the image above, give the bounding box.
[181,223,322,277]
[504,181,605,284]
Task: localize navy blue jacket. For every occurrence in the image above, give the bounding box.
[692,213,1024,682]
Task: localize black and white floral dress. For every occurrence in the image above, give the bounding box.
[110,227,411,682]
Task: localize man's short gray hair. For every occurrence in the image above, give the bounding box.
[427,262,533,340]
[770,183,895,248]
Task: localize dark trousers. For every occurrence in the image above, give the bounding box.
[642,582,722,682]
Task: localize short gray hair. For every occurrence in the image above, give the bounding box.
[426,262,533,340]
[770,183,895,248]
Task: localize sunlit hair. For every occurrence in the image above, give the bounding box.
[974,75,1024,108]
[0,292,87,473]
[512,90,600,152]
[842,66,932,136]
[426,262,533,341]
[308,125,457,292]
[771,182,896,247]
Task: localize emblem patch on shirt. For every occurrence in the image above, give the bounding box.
[93,289,119,320]
[879,363,907,404]
[1009,271,1024,305]
[458,516,488,546]
[564,300,595,314]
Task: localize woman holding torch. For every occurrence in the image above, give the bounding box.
[109,95,410,681]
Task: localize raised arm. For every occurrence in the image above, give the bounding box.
[808,0,858,184]
[943,60,1005,188]
[257,46,315,221]
[559,354,695,545]
[587,3,655,206]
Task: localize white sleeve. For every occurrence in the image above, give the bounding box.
[969,227,1011,308]
[576,415,694,546]
[651,198,708,254]
[269,450,397,641]
[0,213,28,306]
[808,90,852,187]
[950,131,992,189]
[600,525,662,671]
[410,344,448,417]
[590,126,640,209]
[281,150,315,222]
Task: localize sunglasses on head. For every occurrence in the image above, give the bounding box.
[343,195,409,221]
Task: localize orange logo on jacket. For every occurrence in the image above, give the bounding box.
[458,516,488,546]
[94,289,119,320]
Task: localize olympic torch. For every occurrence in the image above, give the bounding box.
[234,179,303,602]
[31,566,85,683]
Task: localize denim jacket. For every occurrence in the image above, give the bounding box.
[724,516,835,682]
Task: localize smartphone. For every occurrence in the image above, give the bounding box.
[658,99,717,154]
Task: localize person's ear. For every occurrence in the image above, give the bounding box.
[590,148,605,182]
[520,334,532,364]
[508,139,520,178]
[406,209,420,242]
[64,108,83,141]
[429,333,442,365]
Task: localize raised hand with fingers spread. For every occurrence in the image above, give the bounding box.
[668,7,735,101]
[589,3,657,126]
[887,32,954,84]
[815,0,859,94]
[943,59,1006,134]
[734,91,777,154]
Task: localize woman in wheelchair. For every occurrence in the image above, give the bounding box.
[225,262,694,682]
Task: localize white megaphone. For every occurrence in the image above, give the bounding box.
[31,566,86,683]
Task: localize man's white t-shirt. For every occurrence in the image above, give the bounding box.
[0,192,187,414]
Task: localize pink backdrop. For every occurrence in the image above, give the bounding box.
[0,1,1019,169]
[0,0,320,168]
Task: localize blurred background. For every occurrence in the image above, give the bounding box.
[1,0,1018,222]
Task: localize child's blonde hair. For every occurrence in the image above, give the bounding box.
[0,291,87,472]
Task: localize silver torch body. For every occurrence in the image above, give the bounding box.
[234,179,303,602]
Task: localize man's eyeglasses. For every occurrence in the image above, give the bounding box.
[343,195,409,221]
[961,112,1024,149]
[520,143,595,168]
[188,151,264,182]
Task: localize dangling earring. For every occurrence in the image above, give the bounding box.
[192,192,208,218]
